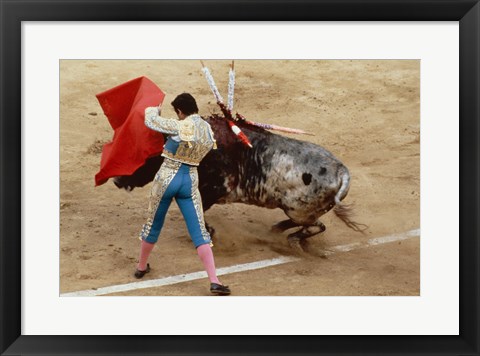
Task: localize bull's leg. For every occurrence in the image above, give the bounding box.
[201,190,220,243]
[271,219,300,233]
[205,221,216,240]
[287,221,326,252]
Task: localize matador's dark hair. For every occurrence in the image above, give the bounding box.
[171,93,199,116]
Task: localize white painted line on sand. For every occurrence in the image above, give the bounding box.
[325,228,421,255]
[367,228,420,246]
[61,228,420,297]
[60,256,298,297]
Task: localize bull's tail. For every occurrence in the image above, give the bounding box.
[333,168,368,233]
[334,203,368,233]
[336,167,351,203]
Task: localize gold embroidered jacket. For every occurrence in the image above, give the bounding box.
[145,107,217,166]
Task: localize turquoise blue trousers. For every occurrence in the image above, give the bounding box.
[139,160,211,248]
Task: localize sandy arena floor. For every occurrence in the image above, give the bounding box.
[60,60,420,296]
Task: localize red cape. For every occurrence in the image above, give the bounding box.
[94,76,165,186]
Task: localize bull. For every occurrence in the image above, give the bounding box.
[114,114,366,251]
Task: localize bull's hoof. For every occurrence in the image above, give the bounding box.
[287,236,305,253]
[318,222,326,233]
[286,223,327,253]
[299,238,310,252]
[287,236,311,254]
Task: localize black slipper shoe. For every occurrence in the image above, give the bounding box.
[134,263,150,279]
[210,283,231,295]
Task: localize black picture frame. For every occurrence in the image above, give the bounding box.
[1,0,479,355]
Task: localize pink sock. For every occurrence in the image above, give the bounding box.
[197,244,221,284]
[137,240,155,271]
